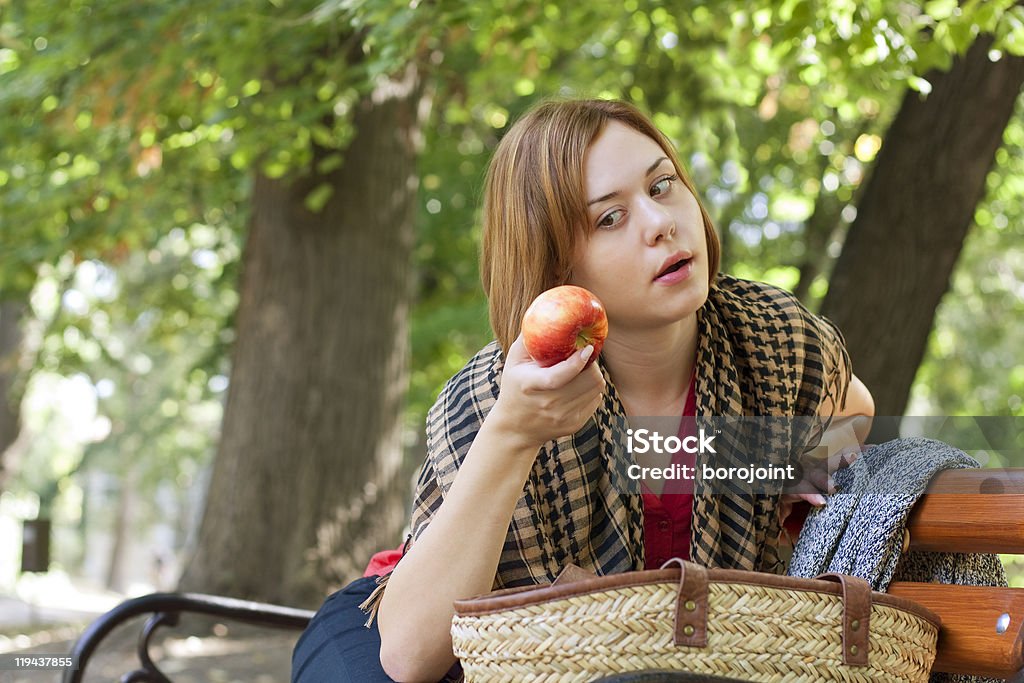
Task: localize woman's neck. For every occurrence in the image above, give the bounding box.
[601,315,698,416]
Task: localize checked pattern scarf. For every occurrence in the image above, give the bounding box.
[361,274,851,623]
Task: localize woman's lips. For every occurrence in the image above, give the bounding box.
[654,258,693,284]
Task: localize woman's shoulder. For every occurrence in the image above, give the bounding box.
[425,340,505,472]
[443,339,504,387]
[712,273,810,318]
[711,272,847,350]
[430,340,504,415]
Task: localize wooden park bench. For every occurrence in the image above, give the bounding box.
[62,468,1024,682]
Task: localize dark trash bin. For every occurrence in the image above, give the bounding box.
[21,517,51,573]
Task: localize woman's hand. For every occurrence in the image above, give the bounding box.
[778,449,858,524]
[488,334,606,453]
[779,414,871,525]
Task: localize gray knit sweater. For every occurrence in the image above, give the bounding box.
[787,437,1007,683]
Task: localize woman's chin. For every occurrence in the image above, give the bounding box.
[658,282,709,319]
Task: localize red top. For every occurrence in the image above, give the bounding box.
[364,545,405,577]
[640,372,698,569]
[783,500,811,539]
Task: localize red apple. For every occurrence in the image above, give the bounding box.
[521,285,608,368]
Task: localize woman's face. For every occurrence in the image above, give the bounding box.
[569,121,711,332]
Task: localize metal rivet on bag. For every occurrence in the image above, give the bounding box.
[996,613,1011,634]
[851,619,860,631]
[684,600,696,612]
[682,625,695,636]
[850,645,858,656]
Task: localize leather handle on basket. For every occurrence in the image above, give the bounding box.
[661,558,709,647]
[814,572,871,666]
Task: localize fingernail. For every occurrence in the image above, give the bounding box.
[812,494,826,506]
[580,345,594,362]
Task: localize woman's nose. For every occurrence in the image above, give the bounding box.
[640,197,675,245]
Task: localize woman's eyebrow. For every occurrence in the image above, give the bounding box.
[587,156,671,206]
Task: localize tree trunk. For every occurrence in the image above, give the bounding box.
[792,186,841,307]
[180,65,427,606]
[105,468,136,593]
[793,132,853,306]
[820,36,1024,430]
[0,300,26,494]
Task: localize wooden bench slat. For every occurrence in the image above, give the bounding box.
[887,582,1024,678]
[891,469,1024,679]
[919,467,1024,494]
[906,468,1024,554]
[907,494,1024,553]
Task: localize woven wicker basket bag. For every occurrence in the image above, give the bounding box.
[451,560,940,682]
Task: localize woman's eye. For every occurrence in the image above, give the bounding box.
[597,209,624,229]
[651,174,678,196]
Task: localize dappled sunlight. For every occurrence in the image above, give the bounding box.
[0,7,1020,676]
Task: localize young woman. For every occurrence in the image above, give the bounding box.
[292,98,874,683]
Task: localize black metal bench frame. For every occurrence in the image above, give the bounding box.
[61,592,314,683]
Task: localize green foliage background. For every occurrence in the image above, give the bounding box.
[0,0,1022,582]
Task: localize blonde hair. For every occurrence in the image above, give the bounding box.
[480,98,721,355]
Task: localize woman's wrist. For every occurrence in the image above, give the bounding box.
[484,400,545,455]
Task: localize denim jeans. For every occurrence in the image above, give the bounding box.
[291,575,461,683]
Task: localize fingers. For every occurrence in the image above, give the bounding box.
[827,445,861,471]
[796,491,827,506]
[571,384,606,423]
[537,345,598,390]
[543,363,605,428]
[499,336,533,391]
[574,354,607,391]
[504,334,533,365]
[496,336,606,444]
[507,331,596,383]
[801,415,868,497]
[797,455,831,495]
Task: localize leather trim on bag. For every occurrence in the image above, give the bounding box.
[452,561,941,630]
[662,558,709,647]
[815,572,871,666]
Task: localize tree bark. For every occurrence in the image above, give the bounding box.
[792,186,841,306]
[820,35,1024,428]
[179,65,427,606]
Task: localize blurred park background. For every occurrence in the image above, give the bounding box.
[1,0,1024,649]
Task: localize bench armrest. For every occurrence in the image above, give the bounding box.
[63,592,315,683]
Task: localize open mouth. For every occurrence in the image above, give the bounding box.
[656,257,692,279]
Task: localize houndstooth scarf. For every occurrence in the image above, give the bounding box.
[361,274,851,623]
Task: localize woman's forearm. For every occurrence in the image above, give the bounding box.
[377,415,539,682]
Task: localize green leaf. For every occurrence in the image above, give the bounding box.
[925,0,959,21]
[907,75,933,94]
[304,182,334,213]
